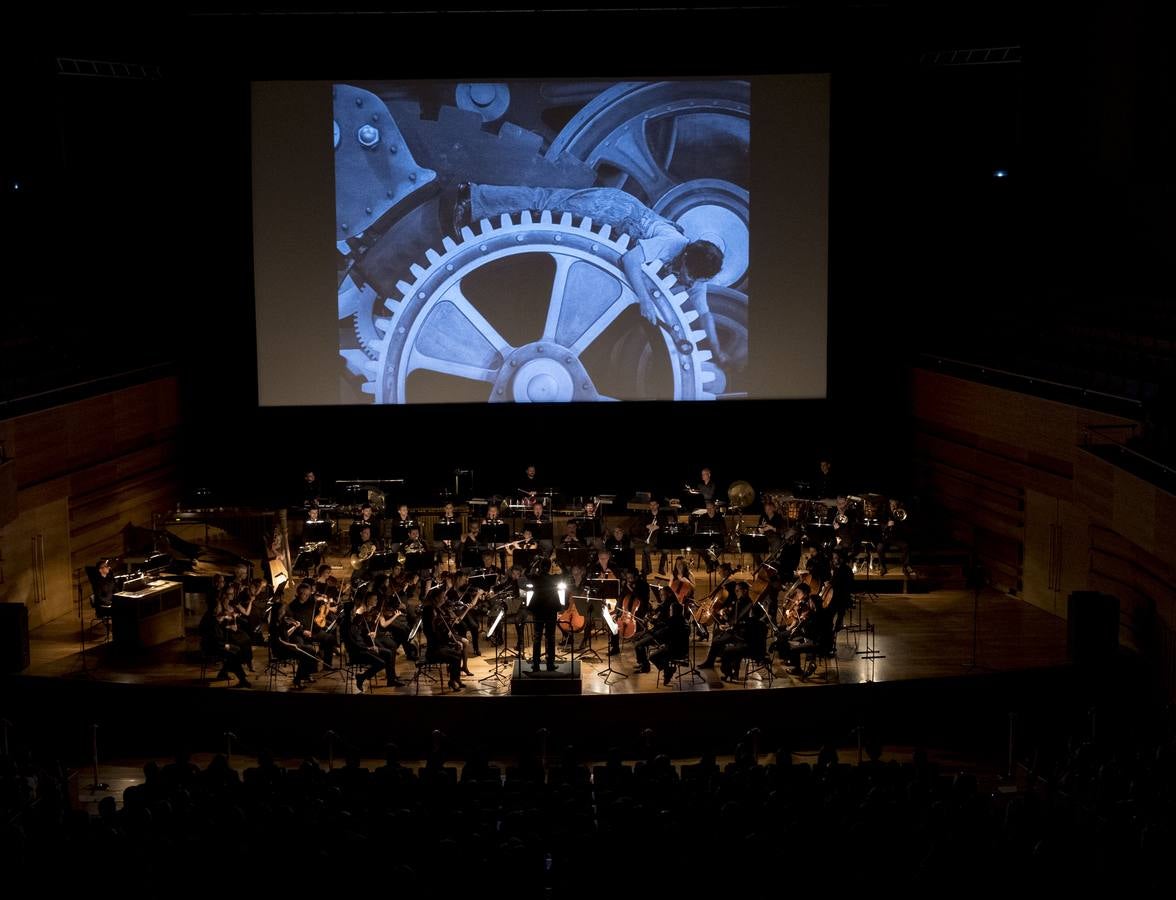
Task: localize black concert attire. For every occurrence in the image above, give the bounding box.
[576,509,603,549]
[756,509,787,562]
[290,592,339,669]
[389,512,414,550]
[199,606,249,685]
[88,567,115,618]
[527,574,561,671]
[216,599,254,667]
[523,513,552,553]
[700,593,754,669]
[605,532,634,571]
[346,606,392,689]
[460,531,484,569]
[696,478,717,502]
[695,509,727,572]
[720,600,768,680]
[349,516,381,555]
[831,504,859,556]
[779,594,834,672]
[814,467,837,500]
[876,504,911,575]
[269,599,319,686]
[831,558,855,632]
[302,477,320,507]
[649,598,690,684]
[376,595,416,664]
[634,590,668,672]
[421,604,463,685]
[636,509,670,575]
[586,560,620,652]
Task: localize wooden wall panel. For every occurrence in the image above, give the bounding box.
[1,378,181,627]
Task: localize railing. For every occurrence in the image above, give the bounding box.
[918,354,1144,414]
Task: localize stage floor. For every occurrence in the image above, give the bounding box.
[25,587,1068,696]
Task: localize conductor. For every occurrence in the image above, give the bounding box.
[526,557,563,672]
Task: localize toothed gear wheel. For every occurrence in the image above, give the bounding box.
[358,212,717,403]
[337,100,595,364]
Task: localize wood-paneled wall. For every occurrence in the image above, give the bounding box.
[912,368,1176,694]
[0,379,181,630]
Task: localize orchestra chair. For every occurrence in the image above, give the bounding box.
[656,656,691,691]
[413,657,449,695]
[263,638,300,691]
[743,653,775,686]
[807,646,839,683]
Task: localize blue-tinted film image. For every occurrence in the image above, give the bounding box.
[335,80,749,404]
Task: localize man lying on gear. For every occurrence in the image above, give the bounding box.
[454,183,729,365]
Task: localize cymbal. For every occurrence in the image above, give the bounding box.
[727,480,755,508]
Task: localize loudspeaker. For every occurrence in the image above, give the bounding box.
[0,602,31,672]
[1067,591,1119,665]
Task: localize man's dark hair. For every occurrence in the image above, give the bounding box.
[683,240,723,279]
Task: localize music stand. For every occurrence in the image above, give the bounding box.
[404,551,435,574]
[481,520,509,567]
[597,601,627,685]
[433,520,461,569]
[479,604,510,687]
[555,545,590,573]
[526,520,554,551]
[366,551,397,573]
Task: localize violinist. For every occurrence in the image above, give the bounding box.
[347,592,395,691]
[271,585,320,689]
[371,590,413,677]
[444,573,481,667]
[215,583,254,670]
[200,595,250,687]
[288,580,339,671]
[586,548,620,654]
[422,585,464,691]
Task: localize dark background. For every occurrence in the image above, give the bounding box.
[2,2,1169,506]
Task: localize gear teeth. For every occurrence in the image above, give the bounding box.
[442,235,458,252]
[661,274,677,289]
[340,349,370,377]
[363,360,379,377]
[374,317,391,334]
[360,382,377,395]
[520,210,534,225]
[579,216,594,232]
[384,297,403,313]
[540,210,553,225]
[425,248,443,265]
[396,280,414,299]
[615,233,630,249]
[559,212,572,227]
[409,263,427,280]
[701,368,718,384]
[461,225,477,242]
[690,330,708,344]
[478,218,494,235]
[682,309,700,324]
[597,223,612,241]
[695,348,713,362]
[669,291,690,309]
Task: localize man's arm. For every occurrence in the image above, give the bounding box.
[688,281,728,365]
[621,247,659,325]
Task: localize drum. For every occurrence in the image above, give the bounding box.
[737,532,769,553]
[785,499,808,522]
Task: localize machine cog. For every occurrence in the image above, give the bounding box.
[358,211,717,403]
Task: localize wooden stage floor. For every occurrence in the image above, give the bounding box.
[25,586,1069,696]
